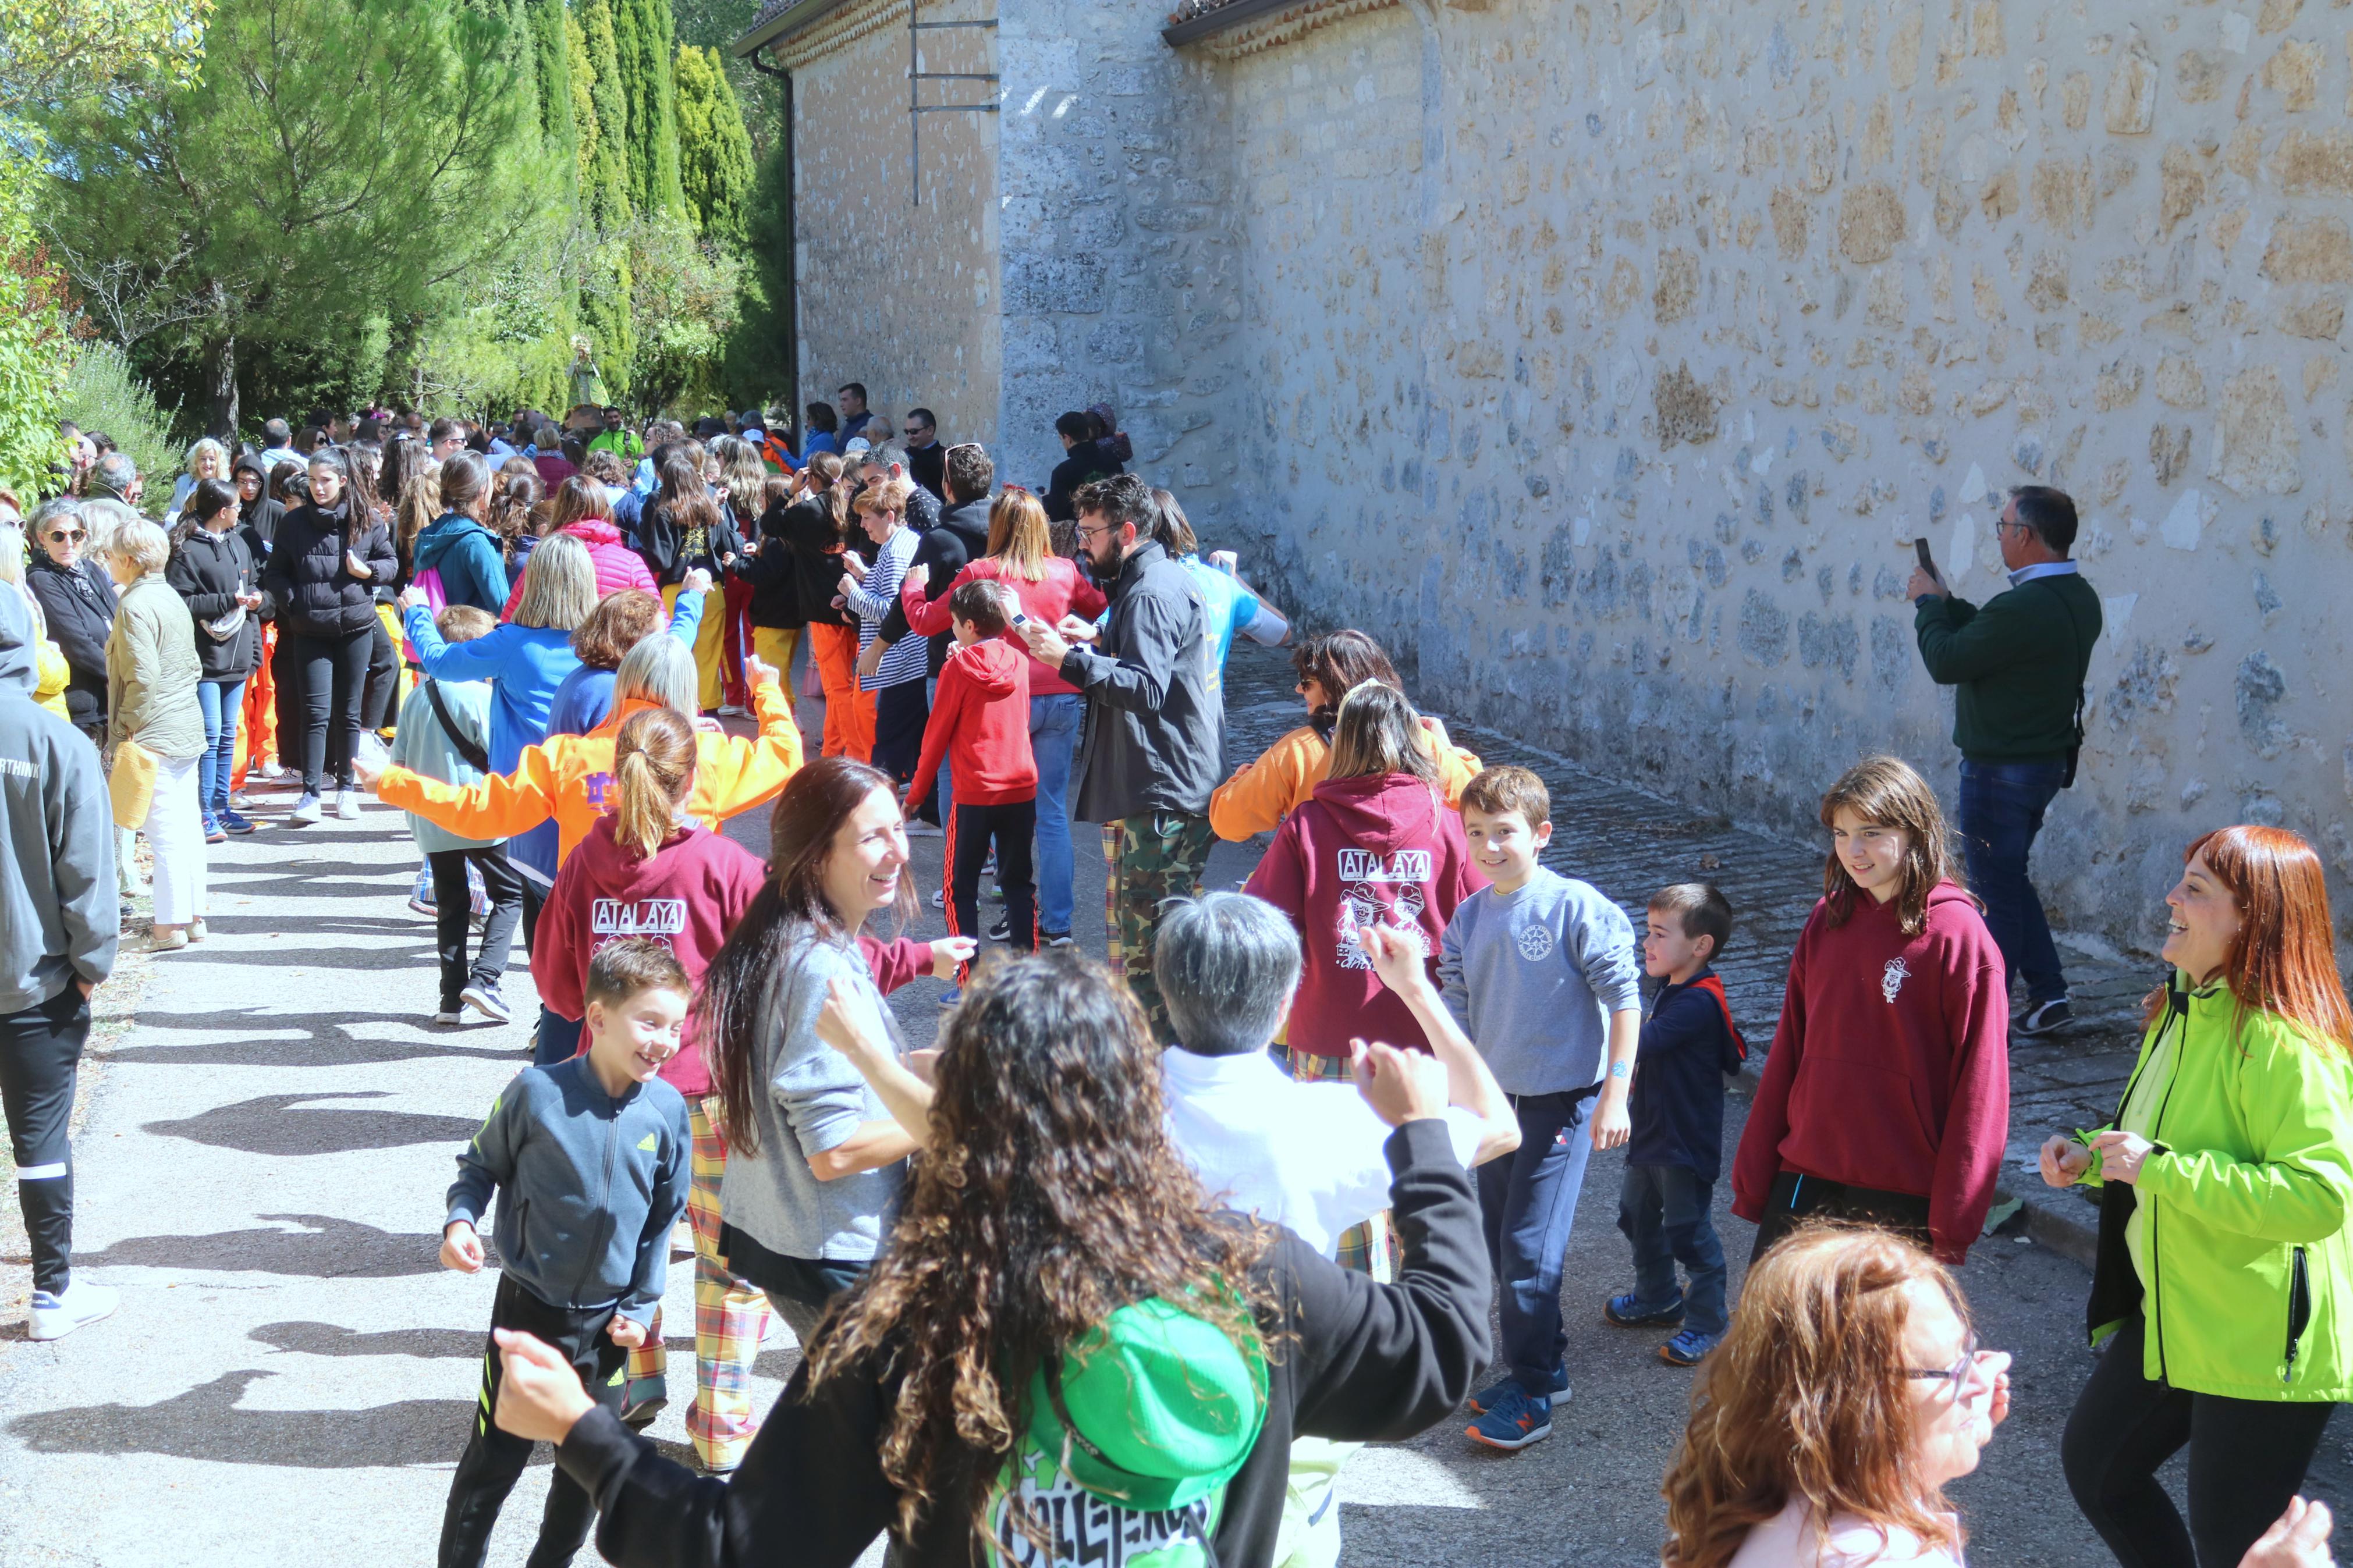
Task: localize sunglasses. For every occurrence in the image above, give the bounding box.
[47,529,86,543]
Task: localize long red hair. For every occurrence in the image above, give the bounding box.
[2145,826,2353,1051]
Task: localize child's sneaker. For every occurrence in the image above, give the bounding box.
[288,793,322,825]
[201,812,226,844]
[1604,1290,1686,1328]
[1464,1381,1552,1450]
[218,808,257,835]
[28,1278,119,1341]
[1660,1328,1722,1367]
[460,982,511,1025]
[1467,1364,1569,1414]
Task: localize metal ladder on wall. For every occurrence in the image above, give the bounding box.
[908,0,998,205]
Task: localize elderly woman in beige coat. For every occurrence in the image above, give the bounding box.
[95,504,208,951]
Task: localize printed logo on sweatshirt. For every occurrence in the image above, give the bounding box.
[583,771,613,808]
[1514,924,1555,962]
[1336,848,1432,883]
[1881,957,1911,1004]
[636,1132,658,1152]
[0,758,34,780]
[1334,879,1426,972]
[592,898,687,937]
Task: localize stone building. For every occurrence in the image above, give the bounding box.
[739,0,2353,959]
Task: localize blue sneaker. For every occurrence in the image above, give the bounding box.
[938,986,961,1009]
[201,812,226,844]
[1467,1364,1569,1414]
[217,808,257,835]
[1605,1290,1686,1328]
[1661,1328,1722,1367]
[1464,1379,1552,1450]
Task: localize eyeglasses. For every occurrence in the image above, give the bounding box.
[1074,521,1116,541]
[1904,1333,1990,1398]
[46,529,86,543]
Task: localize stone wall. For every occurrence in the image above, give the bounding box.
[777,0,1001,445]
[1201,0,2353,957]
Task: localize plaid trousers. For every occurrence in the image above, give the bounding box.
[624,1096,773,1470]
[1281,1047,1397,1281]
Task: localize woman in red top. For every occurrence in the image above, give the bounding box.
[1729,755,2010,1267]
[897,487,1105,944]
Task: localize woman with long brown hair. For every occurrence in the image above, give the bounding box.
[779,452,871,760]
[1729,755,2009,1266]
[2045,825,2353,1568]
[638,453,741,717]
[483,943,1493,1567]
[500,474,659,616]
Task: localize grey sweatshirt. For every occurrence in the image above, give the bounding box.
[720,927,907,1262]
[0,588,119,1014]
[1439,865,1643,1096]
[445,1055,689,1327]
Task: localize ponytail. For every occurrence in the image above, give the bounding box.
[610,707,697,861]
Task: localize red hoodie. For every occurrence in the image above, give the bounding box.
[535,816,767,1097]
[904,635,1036,809]
[1729,880,2011,1264]
[898,556,1107,698]
[1241,773,1486,1057]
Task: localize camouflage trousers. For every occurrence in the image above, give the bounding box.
[1101,812,1215,1042]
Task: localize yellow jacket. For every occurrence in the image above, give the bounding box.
[377,680,804,865]
[34,638,70,721]
[1209,717,1484,842]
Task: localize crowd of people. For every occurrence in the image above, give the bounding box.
[2,399,2350,1568]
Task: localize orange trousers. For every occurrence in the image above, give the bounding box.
[232,623,279,785]
[808,621,874,761]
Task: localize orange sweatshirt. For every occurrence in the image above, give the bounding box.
[1208,718,1484,842]
[376,679,804,866]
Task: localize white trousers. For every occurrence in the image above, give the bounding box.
[143,754,207,927]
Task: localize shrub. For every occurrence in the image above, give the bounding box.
[62,340,184,514]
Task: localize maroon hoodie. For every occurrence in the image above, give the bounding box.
[535,815,768,1097]
[1729,880,2011,1263]
[1242,773,1486,1057]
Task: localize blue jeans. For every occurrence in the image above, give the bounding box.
[1616,1163,1727,1336]
[195,677,246,819]
[1958,757,2068,1004]
[1029,692,1081,936]
[1478,1086,1599,1395]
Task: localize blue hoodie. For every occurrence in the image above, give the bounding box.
[410,513,509,614]
[445,1054,689,1327]
[0,589,119,1012]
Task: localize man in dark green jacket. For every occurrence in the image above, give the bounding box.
[1910,484,2102,1037]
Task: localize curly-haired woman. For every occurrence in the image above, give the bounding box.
[487,930,1490,1566]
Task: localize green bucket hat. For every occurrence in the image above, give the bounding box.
[1024,1296,1268,1512]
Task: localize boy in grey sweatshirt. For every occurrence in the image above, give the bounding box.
[438,938,690,1568]
[1439,767,1641,1452]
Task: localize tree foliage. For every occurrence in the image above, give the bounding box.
[675,44,753,253]
[0,0,210,114]
[612,0,684,222]
[627,212,739,416]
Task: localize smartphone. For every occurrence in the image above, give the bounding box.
[1913,537,1936,574]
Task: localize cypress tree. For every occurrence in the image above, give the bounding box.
[525,0,579,189]
[613,0,684,221]
[673,44,752,252]
[577,0,633,228]
[573,0,634,397]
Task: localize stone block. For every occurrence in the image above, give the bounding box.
[2158,145,2204,236]
[2260,215,2353,282]
[2174,48,2230,105]
[1653,361,1720,449]
[2154,355,2205,409]
[1654,248,1699,322]
[2281,296,2345,340]
[1003,252,1108,315]
[1837,182,1905,264]
[2271,129,2353,195]
[2104,48,2157,134]
[2205,366,2303,496]
[2262,38,2322,111]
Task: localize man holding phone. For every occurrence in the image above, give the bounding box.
[1909,485,2103,1037]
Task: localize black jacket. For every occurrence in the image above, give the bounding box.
[776,495,854,630]
[237,495,285,569]
[557,1118,1488,1568]
[736,500,808,631]
[23,553,117,727]
[1043,440,1126,523]
[164,527,262,681]
[1063,541,1222,821]
[637,497,743,588]
[877,496,991,678]
[260,501,398,639]
[904,441,946,503]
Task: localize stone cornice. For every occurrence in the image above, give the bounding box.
[1165,0,1401,58]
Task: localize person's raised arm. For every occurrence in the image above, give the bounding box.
[1046,589,1187,713]
[1361,925,1518,1166]
[815,974,934,1144]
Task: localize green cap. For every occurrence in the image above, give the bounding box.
[1024,1297,1268,1512]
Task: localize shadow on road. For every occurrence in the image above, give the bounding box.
[105,1008,524,1069]
[8,1370,472,1468]
[251,1321,487,1360]
[76,1214,442,1278]
[143,1093,480,1156]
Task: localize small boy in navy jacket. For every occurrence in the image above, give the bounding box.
[1607,881,1744,1366]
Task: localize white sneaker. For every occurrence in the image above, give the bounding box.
[28,1278,119,1341]
[718,702,750,718]
[335,790,362,820]
[258,762,285,781]
[289,794,323,825]
[189,918,207,943]
[433,1010,464,1026]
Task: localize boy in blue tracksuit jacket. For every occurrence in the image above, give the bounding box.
[1607,882,1745,1368]
[436,938,691,1568]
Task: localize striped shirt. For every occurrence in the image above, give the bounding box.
[849,525,927,691]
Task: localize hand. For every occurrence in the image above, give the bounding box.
[1208,549,1238,573]
[441,1220,485,1274]
[719,553,737,569]
[837,571,862,601]
[831,595,847,611]
[1357,922,1432,1000]
[841,552,868,578]
[1350,1038,1450,1127]
[2090,1129,2155,1185]
[745,655,779,690]
[1053,613,1099,643]
[238,589,264,609]
[815,974,886,1065]
[1986,1359,2013,1429]
[1020,620,1070,668]
[1906,565,1944,601]
[1590,1085,1632,1151]
[490,1328,597,1445]
[930,936,978,979]
[681,567,714,595]
[74,975,98,999]
[1417,713,1453,750]
[345,550,372,581]
[2243,1498,2335,1568]
[2040,1134,2093,1188]
[351,752,386,790]
[605,1315,647,1349]
[398,585,430,611]
[856,639,885,680]
[902,565,927,596]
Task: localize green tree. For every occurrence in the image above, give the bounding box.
[673,44,753,253]
[524,0,577,175]
[38,0,551,435]
[721,130,793,408]
[576,0,633,228]
[611,0,683,221]
[627,214,739,416]
[669,0,778,165]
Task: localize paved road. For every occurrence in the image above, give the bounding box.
[0,638,2342,1565]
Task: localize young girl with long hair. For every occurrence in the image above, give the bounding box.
[1730,756,2009,1267]
[782,452,871,760]
[2044,825,2353,1568]
[164,477,263,840]
[502,474,656,615]
[639,453,741,716]
[410,450,509,614]
[712,433,769,714]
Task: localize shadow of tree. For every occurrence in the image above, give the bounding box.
[7,1370,472,1468]
[76,1214,443,1278]
[250,1321,486,1360]
[142,1093,481,1156]
[106,1010,524,1069]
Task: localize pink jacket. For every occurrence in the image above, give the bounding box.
[502,518,657,618]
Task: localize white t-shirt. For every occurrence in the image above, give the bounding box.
[1160,1046,1482,1260]
[1725,1499,1964,1568]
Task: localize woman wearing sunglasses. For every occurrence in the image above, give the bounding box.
[22,497,118,745]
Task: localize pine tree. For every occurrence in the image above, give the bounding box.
[673,44,752,252]
[612,0,683,221]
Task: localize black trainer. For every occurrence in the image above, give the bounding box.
[2017,997,2075,1036]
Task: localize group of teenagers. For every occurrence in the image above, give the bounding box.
[5,409,2353,1568]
